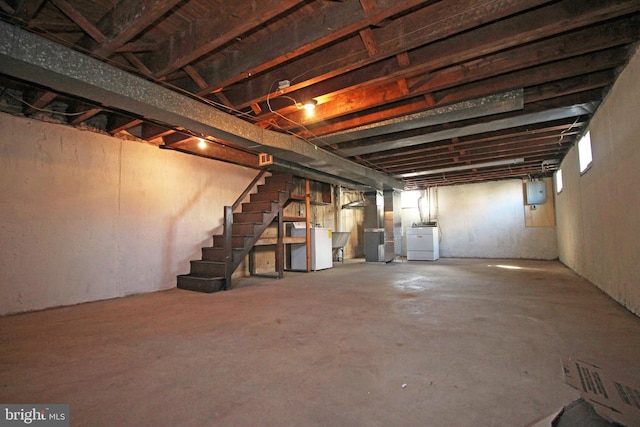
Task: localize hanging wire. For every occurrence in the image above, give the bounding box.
[3,90,98,116]
[1,2,467,177]
[263,80,384,172]
[558,116,581,145]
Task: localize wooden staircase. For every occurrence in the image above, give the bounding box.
[177,172,295,293]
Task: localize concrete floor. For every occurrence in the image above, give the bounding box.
[1,258,639,426]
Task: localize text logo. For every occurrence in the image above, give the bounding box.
[1,405,69,426]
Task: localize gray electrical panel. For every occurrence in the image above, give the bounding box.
[526,180,547,204]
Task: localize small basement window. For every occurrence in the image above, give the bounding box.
[578,131,593,174]
[555,169,563,194]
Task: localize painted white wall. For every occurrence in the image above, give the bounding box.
[556,46,640,315]
[0,114,256,315]
[401,180,558,259]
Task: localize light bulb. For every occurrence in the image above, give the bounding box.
[303,99,317,117]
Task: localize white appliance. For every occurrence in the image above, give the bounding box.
[291,226,333,271]
[406,226,439,261]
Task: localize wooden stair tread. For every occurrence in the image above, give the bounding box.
[282,216,307,222]
[178,172,308,293]
[254,236,306,246]
[178,273,224,278]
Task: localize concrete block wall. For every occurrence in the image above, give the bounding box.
[401,180,558,260]
[556,45,640,315]
[0,114,257,315]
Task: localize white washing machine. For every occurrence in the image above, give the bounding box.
[406,226,439,261]
[290,226,333,271]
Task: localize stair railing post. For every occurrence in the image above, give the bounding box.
[305,179,311,272]
[232,169,267,212]
[223,205,232,290]
[276,206,284,278]
[223,169,267,290]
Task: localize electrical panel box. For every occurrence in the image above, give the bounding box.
[526,180,547,204]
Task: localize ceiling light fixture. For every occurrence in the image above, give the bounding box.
[301,99,317,117]
[395,158,525,178]
[270,81,318,117]
[197,138,207,149]
[302,99,317,110]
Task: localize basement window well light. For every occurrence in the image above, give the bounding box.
[555,169,563,194]
[578,131,593,173]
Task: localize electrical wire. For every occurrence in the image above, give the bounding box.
[2,89,98,116]
[558,116,581,145]
[0,13,389,179]
[0,13,261,123]
[263,79,389,175]
[2,2,466,181]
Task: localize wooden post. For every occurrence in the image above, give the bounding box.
[276,209,284,278]
[249,247,255,277]
[305,179,311,272]
[223,205,232,290]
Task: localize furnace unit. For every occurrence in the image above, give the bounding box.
[363,190,400,263]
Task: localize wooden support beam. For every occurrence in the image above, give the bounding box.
[69,107,102,126]
[108,117,142,134]
[253,0,638,131]
[149,0,308,77]
[166,138,259,169]
[359,0,378,15]
[250,103,262,115]
[359,28,378,56]
[409,17,638,95]
[25,21,79,32]
[122,52,152,75]
[214,92,234,109]
[362,121,584,163]
[50,0,106,43]
[15,0,46,20]
[183,65,208,90]
[62,0,182,60]
[276,209,284,278]
[0,1,15,14]
[0,20,403,190]
[23,90,57,115]
[141,123,175,141]
[162,132,191,146]
[92,0,183,58]
[305,179,311,272]
[285,16,635,135]
[222,0,551,109]
[195,0,430,97]
[115,42,158,53]
[396,52,411,67]
[524,70,614,104]
[397,78,409,96]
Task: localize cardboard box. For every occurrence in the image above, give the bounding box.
[561,357,640,426]
[526,407,564,427]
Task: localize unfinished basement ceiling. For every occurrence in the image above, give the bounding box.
[0,0,638,189]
